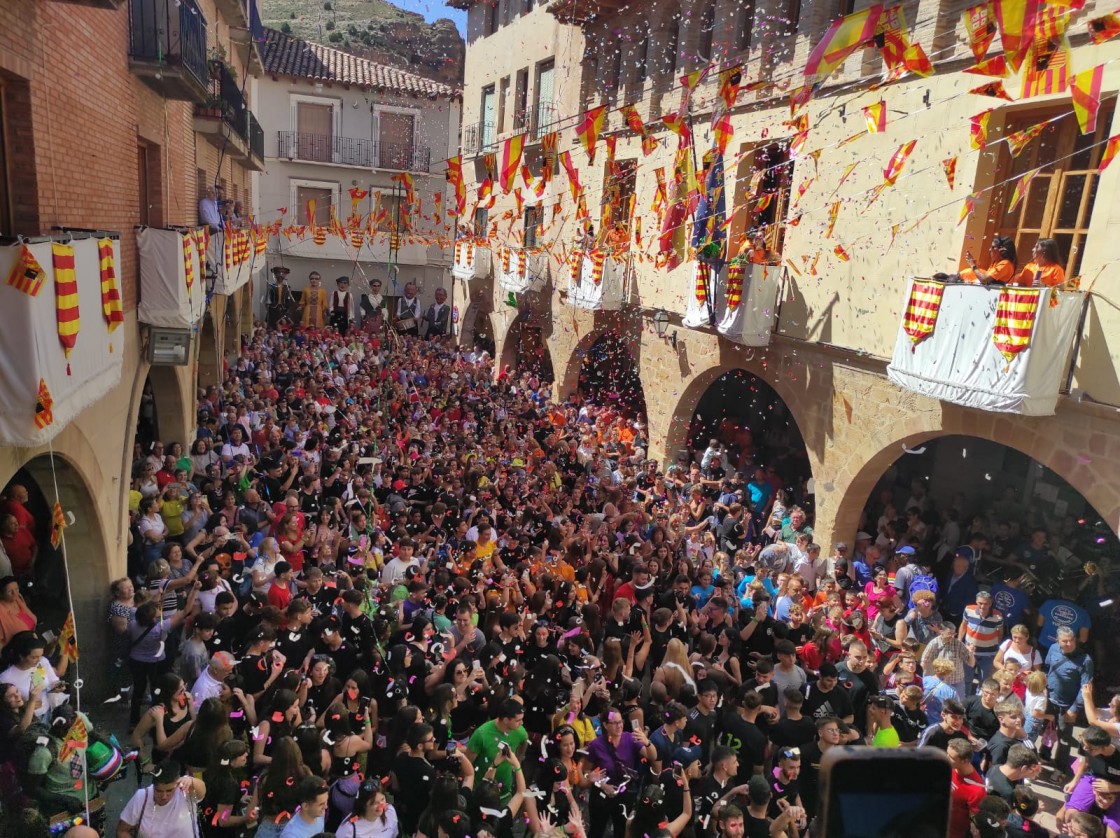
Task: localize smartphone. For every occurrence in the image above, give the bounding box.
[819,747,950,838]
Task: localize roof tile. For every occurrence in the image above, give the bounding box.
[261,28,459,99]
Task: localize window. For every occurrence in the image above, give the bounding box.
[731,142,793,257]
[514,69,529,131]
[533,60,555,139]
[603,159,637,234]
[498,77,509,134]
[291,179,338,226]
[662,22,679,77]
[473,206,489,238]
[737,0,756,51]
[377,109,416,170]
[987,103,1115,280]
[294,101,334,162]
[481,85,497,149]
[523,0,533,13]
[784,0,802,34]
[485,1,500,35]
[378,193,403,231]
[837,0,855,14]
[138,141,163,228]
[697,0,716,63]
[630,25,651,85]
[524,204,543,247]
[0,76,37,237]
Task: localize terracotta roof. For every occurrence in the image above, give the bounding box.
[261,29,459,99]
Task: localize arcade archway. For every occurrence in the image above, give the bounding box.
[2,453,112,698]
[501,311,554,382]
[574,331,647,419]
[671,368,812,506]
[853,434,1119,686]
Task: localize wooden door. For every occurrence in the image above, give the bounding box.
[297,103,333,162]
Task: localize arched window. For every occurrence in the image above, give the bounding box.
[661,20,679,77]
[696,0,716,63]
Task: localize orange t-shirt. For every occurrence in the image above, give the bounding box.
[961,258,1014,284]
[1013,262,1065,288]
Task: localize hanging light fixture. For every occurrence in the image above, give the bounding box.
[652,309,677,350]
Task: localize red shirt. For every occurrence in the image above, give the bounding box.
[0,500,35,534]
[950,768,987,838]
[268,580,292,611]
[1,528,37,576]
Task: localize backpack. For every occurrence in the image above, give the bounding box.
[907,572,939,609]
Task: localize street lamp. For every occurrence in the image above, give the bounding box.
[652,309,677,350]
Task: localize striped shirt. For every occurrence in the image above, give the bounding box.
[962,605,1004,654]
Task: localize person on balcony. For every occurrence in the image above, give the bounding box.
[939,236,1018,285]
[1013,238,1066,288]
[198,187,221,234]
[330,277,355,337]
[300,273,328,330]
[424,287,450,339]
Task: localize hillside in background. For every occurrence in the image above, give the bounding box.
[262,0,464,87]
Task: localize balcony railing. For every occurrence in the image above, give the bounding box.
[463,120,497,156]
[276,131,431,172]
[532,101,559,140]
[194,62,264,168]
[128,0,209,102]
[247,111,264,163]
[887,279,1086,416]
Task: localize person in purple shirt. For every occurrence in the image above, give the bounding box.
[583,707,657,838]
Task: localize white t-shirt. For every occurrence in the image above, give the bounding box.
[344,806,400,838]
[0,661,65,719]
[380,556,417,586]
[119,785,199,838]
[1025,687,1048,722]
[997,638,1042,671]
[190,668,223,710]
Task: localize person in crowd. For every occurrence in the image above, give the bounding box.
[117,758,207,836]
[424,287,451,339]
[1015,237,1066,287]
[300,273,329,330]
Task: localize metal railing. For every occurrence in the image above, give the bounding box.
[247,111,264,161]
[463,120,496,155]
[276,131,431,172]
[532,101,559,139]
[128,0,208,89]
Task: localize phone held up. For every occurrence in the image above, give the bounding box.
[818,747,951,838]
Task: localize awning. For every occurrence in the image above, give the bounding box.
[137,227,207,328]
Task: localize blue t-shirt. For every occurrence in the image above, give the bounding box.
[989,583,1031,629]
[280,812,325,838]
[1037,599,1091,649]
[691,583,716,608]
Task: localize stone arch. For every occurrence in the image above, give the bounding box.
[141,364,192,450]
[4,452,113,699]
[831,417,1120,550]
[560,329,647,418]
[197,304,221,388]
[497,309,556,383]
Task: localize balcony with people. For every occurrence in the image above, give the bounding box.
[127,0,209,102]
[887,237,1086,416]
[193,61,265,171]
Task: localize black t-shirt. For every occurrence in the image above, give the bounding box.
[685,707,720,763]
[277,626,316,670]
[769,716,818,750]
[746,813,772,838]
[743,616,778,658]
[392,752,436,832]
[768,771,802,818]
[798,740,828,816]
[985,765,1020,801]
[965,696,1000,741]
[835,663,879,731]
[802,683,854,722]
[717,711,768,780]
[200,771,244,838]
[238,653,272,696]
[1085,746,1120,786]
[891,705,928,745]
[691,774,734,837]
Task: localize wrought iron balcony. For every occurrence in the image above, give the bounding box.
[194,62,265,171]
[531,102,559,140]
[128,0,209,103]
[276,131,431,172]
[463,120,497,156]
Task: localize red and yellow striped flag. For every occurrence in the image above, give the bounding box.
[964,2,998,61]
[34,378,53,430]
[903,42,935,76]
[391,172,416,205]
[826,201,841,238]
[694,262,710,305]
[1070,65,1104,135]
[1099,134,1120,173]
[99,238,124,333]
[6,245,46,297]
[58,715,87,764]
[1006,122,1046,157]
[305,198,317,226]
[181,234,195,296]
[994,0,1041,73]
[960,193,979,225]
[589,250,606,285]
[970,110,993,149]
[1088,12,1120,44]
[712,110,734,155]
[560,151,583,208]
[969,80,1013,100]
[877,4,911,69]
[574,106,607,163]
[52,243,80,371]
[57,609,78,660]
[726,263,744,310]
[943,157,958,190]
[662,113,692,148]
[964,54,1008,76]
[570,250,583,285]
[446,155,466,217]
[500,134,524,193]
[718,67,742,112]
[833,244,851,262]
[903,279,946,345]
[992,287,1041,360]
[1008,168,1040,213]
[805,4,883,79]
[883,140,917,185]
[862,100,887,133]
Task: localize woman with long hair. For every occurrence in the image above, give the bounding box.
[324,708,375,831]
[0,577,35,650]
[252,688,301,767]
[415,773,472,838]
[255,737,312,838]
[342,779,400,837]
[200,739,254,837]
[652,637,696,700]
[129,671,195,765]
[178,696,233,774]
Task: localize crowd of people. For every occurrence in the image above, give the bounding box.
[0,298,1117,838]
